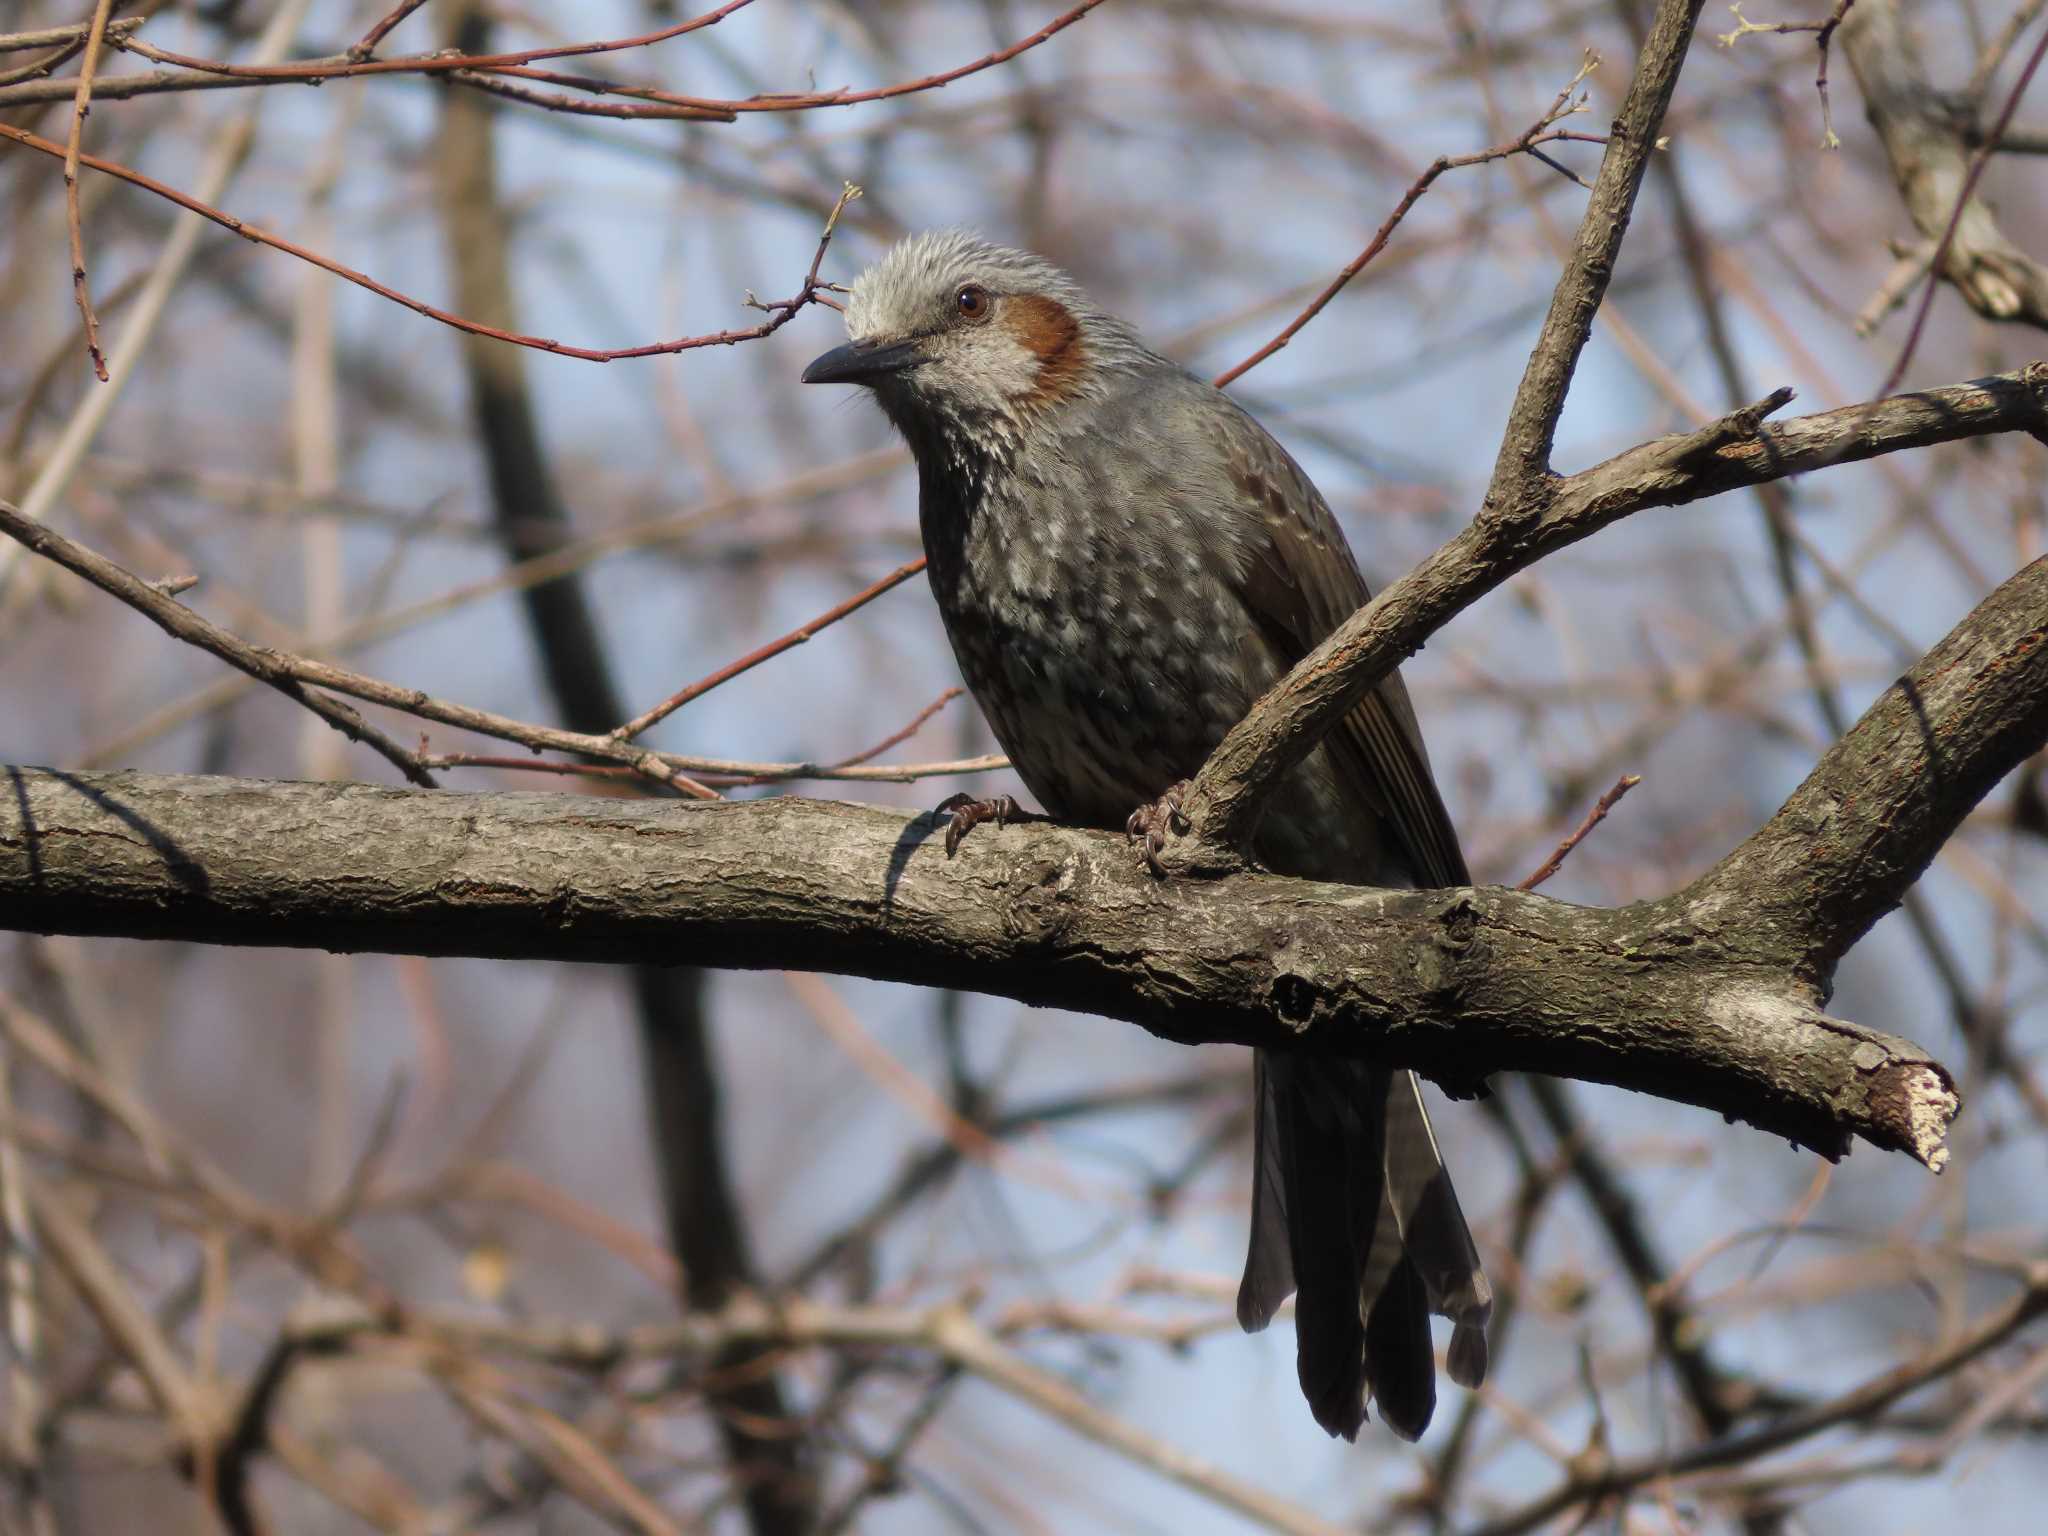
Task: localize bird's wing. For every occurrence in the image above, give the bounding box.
[1215,394,1494,1408]
[1216,404,1471,889]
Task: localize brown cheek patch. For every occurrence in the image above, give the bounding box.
[1005,295,1086,405]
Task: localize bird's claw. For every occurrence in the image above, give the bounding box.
[936,792,1019,857]
[1125,781,1191,877]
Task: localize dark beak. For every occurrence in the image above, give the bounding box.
[801,337,925,386]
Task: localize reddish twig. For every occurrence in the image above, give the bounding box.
[62,0,114,383]
[1879,21,2048,396]
[0,500,435,787]
[1517,774,1642,892]
[90,0,1100,118]
[138,1,759,79]
[807,688,963,772]
[445,69,734,122]
[1718,2,1858,147]
[610,550,922,743]
[708,688,967,788]
[675,0,1107,113]
[348,0,435,62]
[1213,62,1604,387]
[1814,1,1858,149]
[0,124,857,362]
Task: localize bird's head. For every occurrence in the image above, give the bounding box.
[802,230,1143,461]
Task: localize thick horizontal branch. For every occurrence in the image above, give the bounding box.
[0,764,1944,1166]
[6,496,2041,1187]
[1185,364,2048,853]
[16,560,2044,1179]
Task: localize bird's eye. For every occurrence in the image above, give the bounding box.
[955,283,991,321]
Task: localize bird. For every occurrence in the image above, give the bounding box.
[802,230,1491,1440]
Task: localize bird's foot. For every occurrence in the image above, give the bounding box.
[1125,781,1191,878]
[935,792,1020,857]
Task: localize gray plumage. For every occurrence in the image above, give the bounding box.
[804,229,1492,1440]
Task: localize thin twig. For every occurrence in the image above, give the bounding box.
[27,1179,203,1432]
[613,552,918,743]
[292,1294,1349,1536]
[0,499,436,786]
[1215,59,1603,386]
[423,748,1008,787]
[439,688,973,791]
[0,0,321,594]
[0,495,997,793]
[0,17,142,91]
[76,0,1102,117]
[0,125,859,363]
[349,0,436,62]
[145,2,761,81]
[1518,774,1642,891]
[0,19,142,53]
[709,688,966,787]
[1717,3,1858,147]
[62,0,115,382]
[79,448,912,767]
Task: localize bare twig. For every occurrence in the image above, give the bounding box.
[1215,59,1603,386]
[0,0,320,593]
[1843,0,2048,352]
[349,0,436,61]
[612,553,921,743]
[1517,774,1641,891]
[435,1356,686,1536]
[1717,2,1857,146]
[60,0,114,382]
[0,126,861,363]
[143,1,758,80]
[27,1179,204,1433]
[0,19,142,54]
[709,688,967,786]
[0,499,436,786]
[292,1295,1348,1536]
[1966,0,2048,101]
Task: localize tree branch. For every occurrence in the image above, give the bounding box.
[1184,363,2048,854]
[1491,0,1705,491]
[7,555,2043,1171]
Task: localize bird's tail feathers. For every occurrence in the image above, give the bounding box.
[1236,1055,1490,1439]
